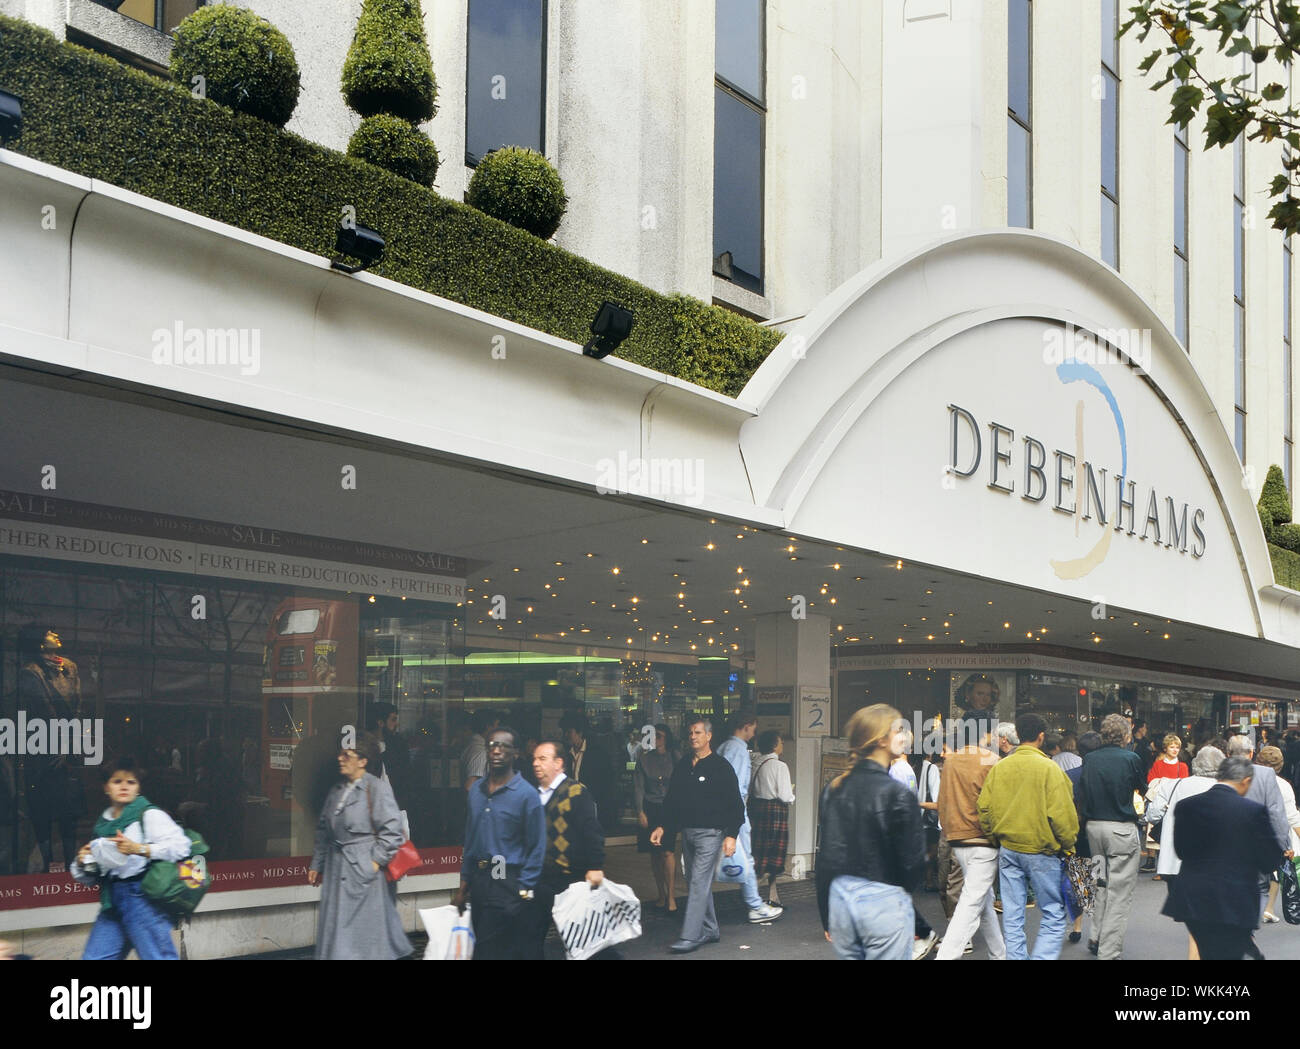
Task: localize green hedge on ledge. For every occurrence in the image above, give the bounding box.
[1270,542,1300,590]
[0,16,781,395]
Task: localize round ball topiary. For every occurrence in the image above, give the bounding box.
[347,114,440,186]
[465,147,568,240]
[341,0,437,123]
[169,5,301,128]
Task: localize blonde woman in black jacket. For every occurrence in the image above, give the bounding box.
[816,704,926,959]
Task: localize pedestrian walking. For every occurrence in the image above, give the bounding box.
[1077,714,1146,960]
[530,739,605,958]
[1162,756,1284,960]
[1146,745,1224,960]
[649,717,745,954]
[816,705,926,960]
[1256,746,1300,923]
[562,713,618,833]
[1064,730,1103,946]
[307,733,411,960]
[977,712,1078,960]
[454,726,547,959]
[934,718,1004,960]
[888,729,936,957]
[717,714,784,923]
[634,724,678,913]
[1226,733,1292,957]
[749,730,795,907]
[71,758,191,960]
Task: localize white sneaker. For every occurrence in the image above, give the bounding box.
[912,931,938,960]
[748,903,784,923]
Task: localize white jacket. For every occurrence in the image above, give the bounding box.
[70,806,192,884]
[750,752,795,804]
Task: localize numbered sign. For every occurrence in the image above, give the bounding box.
[799,686,830,737]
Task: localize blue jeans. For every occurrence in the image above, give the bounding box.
[827,877,913,960]
[83,878,178,960]
[998,849,1066,960]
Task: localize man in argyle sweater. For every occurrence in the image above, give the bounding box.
[530,739,607,958]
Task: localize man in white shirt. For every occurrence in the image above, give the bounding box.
[717,714,783,924]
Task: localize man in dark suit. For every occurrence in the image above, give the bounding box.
[561,714,617,833]
[1163,756,1285,960]
[530,739,606,958]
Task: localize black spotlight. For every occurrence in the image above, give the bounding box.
[0,89,22,145]
[583,301,635,360]
[331,222,385,274]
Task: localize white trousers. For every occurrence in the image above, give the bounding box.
[935,845,1005,960]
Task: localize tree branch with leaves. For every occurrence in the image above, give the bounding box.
[1123,0,1300,233]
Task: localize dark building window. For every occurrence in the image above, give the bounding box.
[714,0,765,294]
[465,0,547,166]
[1008,0,1032,227]
[1100,0,1119,268]
[113,0,205,34]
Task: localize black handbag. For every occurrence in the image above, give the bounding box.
[1281,857,1300,926]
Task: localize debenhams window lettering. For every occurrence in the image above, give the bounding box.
[0,489,470,900]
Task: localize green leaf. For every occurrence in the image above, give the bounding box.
[1262,82,1286,100]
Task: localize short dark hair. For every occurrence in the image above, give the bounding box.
[731,713,758,734]
[350,732,382,768]
[535,737,566,767]
[1043,733,1063,754]
[1132,719,1147,731]
[560,713,588,736]
[488,725,520,751]
[1015,712,1047,746]
[757,730,781,754]
[369,702,397,729]
[102,756,145,783]
[1076,731,1104,758]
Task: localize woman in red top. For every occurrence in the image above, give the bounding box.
[1148,734,1189,782]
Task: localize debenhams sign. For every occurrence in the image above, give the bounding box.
[947,383,1207,575]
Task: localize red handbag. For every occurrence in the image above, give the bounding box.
[386,839,421,882]
[366,781,420,881]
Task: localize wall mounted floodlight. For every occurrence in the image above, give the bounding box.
[331,222,385,274]
[583,301,635,360]
[0,89,22,145]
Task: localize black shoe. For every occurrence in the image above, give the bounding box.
[669,939,702,954]
[1088,940,1099,955]
[1068,931,1082,944]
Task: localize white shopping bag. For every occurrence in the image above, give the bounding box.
[551,879,642,961]
[419,903,474,960]
[714,832,752,884]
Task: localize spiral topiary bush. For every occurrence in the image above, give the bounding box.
[465,147,568,240]
[341,0,437,123]
[347,114,440,186]
[169,4,300,128]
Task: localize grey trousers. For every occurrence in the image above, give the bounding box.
[935,834,965,920]
[1088,820,1141,960]
[679,827,725,944]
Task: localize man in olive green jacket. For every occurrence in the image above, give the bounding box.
[977,713,1078,959]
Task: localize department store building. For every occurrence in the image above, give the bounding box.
[0,0,1298,956]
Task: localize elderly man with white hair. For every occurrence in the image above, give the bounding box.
[1225,732,1292,957]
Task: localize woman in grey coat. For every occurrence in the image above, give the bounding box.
[308,732,412,960]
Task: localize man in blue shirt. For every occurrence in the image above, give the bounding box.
[454,726,547,959]
[716,714,784,923]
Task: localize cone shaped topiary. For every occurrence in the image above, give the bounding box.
[1259,464,1293,525]
[348,114,440,186]
[170,4,300,128]
[1260,504,1276,543]
[466,147,568,240]
[341,0,437,123]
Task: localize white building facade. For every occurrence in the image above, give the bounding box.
[1,0,1298,958]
